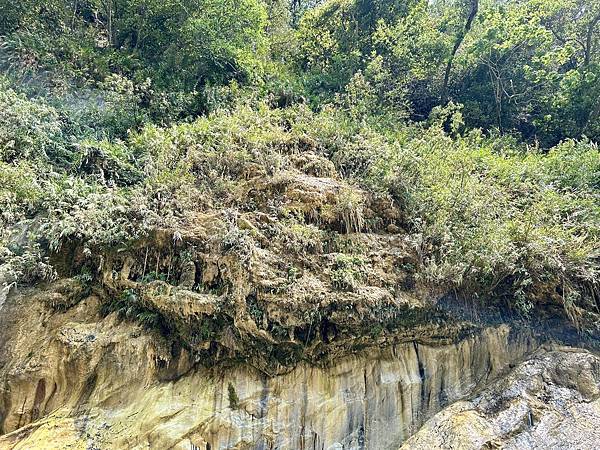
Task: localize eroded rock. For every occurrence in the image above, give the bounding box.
[401,346,600,450]
[0,297,536,449]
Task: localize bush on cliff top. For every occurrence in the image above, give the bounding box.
[0,90,598,329]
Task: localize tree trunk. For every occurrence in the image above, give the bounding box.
[584,12,600,66]
[441,0,479,104]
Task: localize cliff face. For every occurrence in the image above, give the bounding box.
[0,114,597,449]
[401,347,600,450]
[0,282,541,449]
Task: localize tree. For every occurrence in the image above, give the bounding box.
[441,0,478,104]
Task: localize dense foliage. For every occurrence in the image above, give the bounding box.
[0,0,598,333]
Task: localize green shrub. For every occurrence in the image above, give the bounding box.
[331,254,367,291]
[0,83,69,164]
[0,161,45,225]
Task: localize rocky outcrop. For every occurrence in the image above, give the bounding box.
[0,283,540,449]
[0,161,595,449]
[401,346,600,450]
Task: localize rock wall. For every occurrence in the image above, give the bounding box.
[0,285,538,450]
[401,346,600,450]
[174,326,535,450]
